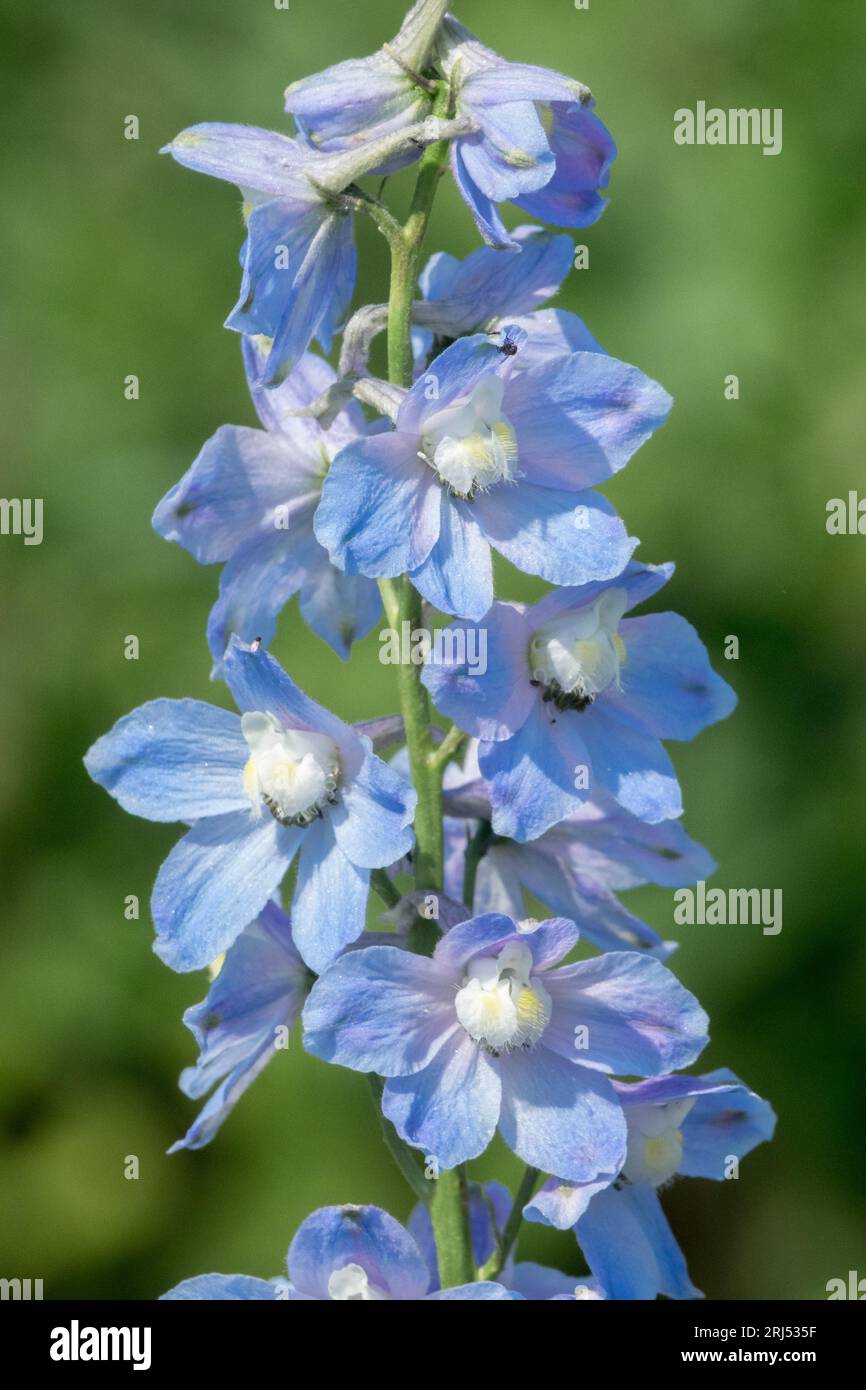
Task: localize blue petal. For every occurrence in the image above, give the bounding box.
[206,514,322,673]
[515,105,617,228]
[505,308,605,370]
[576,1184,701,1300]
[678,1068,777,1179]
[152,424,318,564]
[480,702,591,842]
[474,483,636,587]
[169,904,308,1153]
[161,1273,277,1300]
[504,350,672,490]
[449,143,519,250]
[418,227,574,336]
[84,699,247,822]
[287,1205,430,1300]
[298,561,382,660]
[580,709,684,823]
[543,952,709,1075]
[383,1033,501,1169]
[162,123,309,197]
[524,1174,613,1231]
[303,945,455,1076]
[505,1262,594,1300]
[330,746,416,869]
[291,819,370,974]
[398,330,515,435]
[421,602,535,742]
[428,1282,520,1300]
[152,811,300,973]
[498,1047,626,1182]
[409,495,493,621]
[507,841,671,956]
[314,432,440,578]
[222,639,353,750]
[608,612,738,741]
[530,560,674,628]
[457,100,553,205]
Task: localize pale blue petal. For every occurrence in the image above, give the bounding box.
[291,819,370,973]
[543,952,709,1075]
[498,1047,626,1183]
[152,811,300,972]
[409,495,494,621]
[84,699,247,822]
[474,483,636,587]
[161,1273,277,1300]
[303,945,456,1076]
[383,1033,502,1169]
[315,432,441,578]
[576,1184,701,1300]
[504,351,672,490]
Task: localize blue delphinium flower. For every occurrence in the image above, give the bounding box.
[303,912,708,1180]
[284,0,450,158]
[409,1179,606,1300]
[284,7,616,253]
[153,339,381,670]
[422,561,736,838]
[169,901,311,1153]
[442,745,714,957]
[525,1069,777,1299]
[84,639,415,975]
[162,116,465,386]
[315,329,670,620]
[163,1203,518,1300]
[436,17,617,249]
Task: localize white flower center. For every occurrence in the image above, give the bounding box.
[241,711,340,827]
[421,375,518,499]
[326,1263,389,1301]
[622,1098,696,1187]
[529,588,629,710]
[454,941,551,1054]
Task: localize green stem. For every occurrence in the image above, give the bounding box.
[370,867,401,910]
[429,723,468,773]
[380,92,474,1287]
[430,1167,475,1287]
[477,1166,540,1281]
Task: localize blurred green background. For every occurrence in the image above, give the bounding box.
[1,0,865,1300]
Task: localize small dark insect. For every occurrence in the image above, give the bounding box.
[498,338,519,356]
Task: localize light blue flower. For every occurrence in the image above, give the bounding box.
[283,6,614,253]
[163,1202,518,1300]
[422,561,737,838]
[442,744,714,957]
[411,224,606,371]
[162,114,463,386]
[84,640,416,975]
[315,330,669,620]
[285,0,450,160]
[437,17,617,249]
[303,912,708,1180]
[153,340,381,669]
[169,902,312,1153]
[525,1069,776,1299]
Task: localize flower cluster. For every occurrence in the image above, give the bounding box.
[86,0,775,1300]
